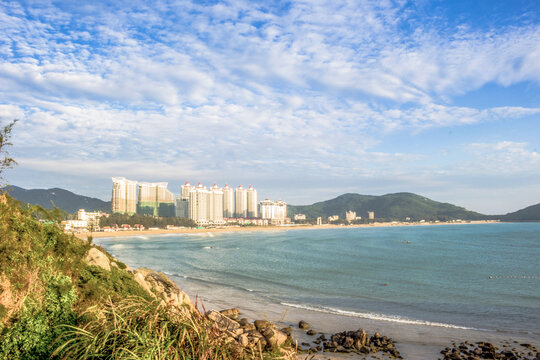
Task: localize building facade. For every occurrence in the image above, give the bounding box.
[246,185,258,218]
[111,177,137,215]
[235,185,247,218]
[137,182,175,217]
[260,198,287,224]
[222,184,234,218]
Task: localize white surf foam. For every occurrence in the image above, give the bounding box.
[281,302,476,330]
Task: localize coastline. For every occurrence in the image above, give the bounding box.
[74,220,499,239]
[166,271,540,360]
[91,221,539,359]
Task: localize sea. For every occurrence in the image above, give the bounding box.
[95,223,540,356]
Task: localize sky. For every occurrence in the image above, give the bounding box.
[1,0,539,215]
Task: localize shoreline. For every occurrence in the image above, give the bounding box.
[91,221,539,359]
[74,220,499,239]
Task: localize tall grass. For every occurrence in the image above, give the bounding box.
[53,296,236,360]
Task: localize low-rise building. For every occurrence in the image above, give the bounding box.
[294,214,306,221]
[328,215,339,222]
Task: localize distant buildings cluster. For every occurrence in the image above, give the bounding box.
[111,178,287,226]
[112,177,175,217]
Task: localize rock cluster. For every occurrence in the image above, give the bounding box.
[322,329,401,358]
[441,341,539,360]
[132,268,193,309]
[207,308,291,353]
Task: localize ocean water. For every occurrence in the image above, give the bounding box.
[96,223,540,337]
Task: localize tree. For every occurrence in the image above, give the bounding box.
[0,120,17,184]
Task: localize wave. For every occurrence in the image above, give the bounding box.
[110,244,127,250]
[280,302,478,330]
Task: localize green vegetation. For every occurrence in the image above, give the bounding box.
[288,192,488,222]
[0,193,295,359]
[0,195,153,359]
[53,296,235,360]
[100,213,197,229]
[498,203,540,222]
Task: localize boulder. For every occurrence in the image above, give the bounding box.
[299,320,310,329]
[84,247,111,271]
[133,268,192,309]
[261,327,288,348]
[254,319,271,331]
[207,310,241,331]
[220,308,240,320]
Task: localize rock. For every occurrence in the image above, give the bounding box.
[207,310,240,331]
[242,323,256,332]
[280,326,293,335]
[238,317,249,326]
[238,333,249,347]
[307,329,316,336]
[254,319,271,331]
[299,320,310,329]
[220,308,240,320]
[261,327,288,348]
[133,268,192,309]
[110,262,119,269]
[84,247,111,271]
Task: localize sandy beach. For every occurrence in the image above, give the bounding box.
[73,220,499,240]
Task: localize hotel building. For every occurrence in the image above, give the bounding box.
[260,198,287,224]
[137,182,175,217]
[222,184,235,218]
[246,185,258,218]
[235,185,247,218]
[111,177,137,215]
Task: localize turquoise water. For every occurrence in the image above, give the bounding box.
[96,223,540,335]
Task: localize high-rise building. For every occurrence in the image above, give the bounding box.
[260,198,287,224]
[235,185,247,218]
[181,181,193,200]
[111,177,137,215]
[246,185,258,218]
[209,184,224,223]
[222,184,234,218]
[175,196,189,218]
[189,183,209,224]
[137,182,175,217]
[157,183,175,217]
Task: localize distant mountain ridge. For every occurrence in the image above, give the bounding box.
[1,185,110,213]
[499,203,540,221]
[288,192,540,221]
[3,186,539,221]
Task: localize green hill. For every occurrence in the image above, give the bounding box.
[287,192,487,221]
[499,203,540,221]
[1,185,110,213]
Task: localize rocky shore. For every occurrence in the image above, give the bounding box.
[85,245,539,360]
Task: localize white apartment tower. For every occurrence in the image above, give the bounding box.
[246,185,258,218]
[235,185,247,218]
[222,184,235,218]
[189,183,209,224]
[260,199,287,223]
[111,177,137,215]
[181,181,193,200]
[209,184,224,223]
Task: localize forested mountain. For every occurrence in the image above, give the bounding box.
[287,192,488,221]
[1,185,110,213]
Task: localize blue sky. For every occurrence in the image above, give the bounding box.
[1,0,539,214]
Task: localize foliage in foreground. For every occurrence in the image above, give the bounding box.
[1,194,295,359]
[54,296,235,360]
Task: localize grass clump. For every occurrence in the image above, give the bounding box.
[54,296,236,360]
